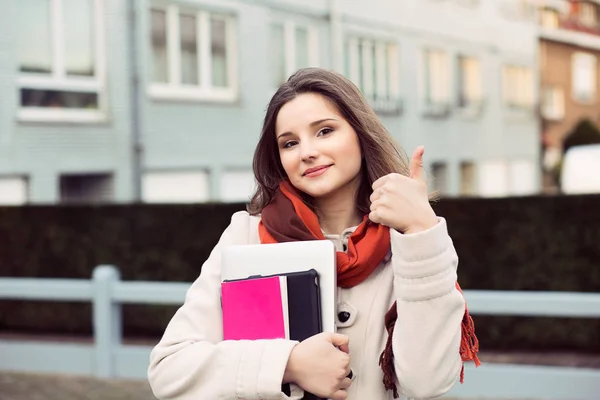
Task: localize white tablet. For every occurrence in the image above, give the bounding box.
[221,240,337,333]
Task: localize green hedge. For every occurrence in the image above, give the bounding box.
[1,195,599,352]
[433,194,600,352]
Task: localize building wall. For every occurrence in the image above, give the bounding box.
[536,0,600,191]
[0,0,542,204]
[339,0,541,197]
[0,0,135,204]
[540,40,600,148]
[138,0,542,200]
[137,0,332,202]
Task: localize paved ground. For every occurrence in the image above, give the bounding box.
[0,372,156,400]
[2,351,599,400]
[0,370,539,400]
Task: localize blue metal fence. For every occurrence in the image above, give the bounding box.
[1,265,599,399]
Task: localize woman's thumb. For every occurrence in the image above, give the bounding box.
[328,333,350,352]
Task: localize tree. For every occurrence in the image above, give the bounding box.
[563,118,600,154]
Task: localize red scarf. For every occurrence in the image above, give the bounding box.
[259,181,480,398]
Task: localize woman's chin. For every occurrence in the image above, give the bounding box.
[297,183,337,199]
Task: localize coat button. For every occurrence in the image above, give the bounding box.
[338,311,351,323]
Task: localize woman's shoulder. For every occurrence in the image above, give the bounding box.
[228,210,262,245]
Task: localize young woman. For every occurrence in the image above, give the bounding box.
[148,68,479,400]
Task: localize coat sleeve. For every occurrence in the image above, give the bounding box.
[148,211,304,400]
[389,217,465,400]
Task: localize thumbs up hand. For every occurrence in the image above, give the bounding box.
[368,146,438,234]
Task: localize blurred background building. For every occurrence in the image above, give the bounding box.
[537,0,600,192]
[0,0,598,205]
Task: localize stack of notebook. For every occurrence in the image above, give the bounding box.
[221,269,324,400]
[221,269,322,342]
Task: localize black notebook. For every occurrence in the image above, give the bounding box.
[283,269,322,342]
[274,269,324,400]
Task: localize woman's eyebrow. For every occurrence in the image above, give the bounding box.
[277,118,338,140]
[309,118,338,127]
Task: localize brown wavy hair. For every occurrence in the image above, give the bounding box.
[247,67,410,215]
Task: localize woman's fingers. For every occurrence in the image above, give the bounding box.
[339,377,352,389]
[330,389,348,400]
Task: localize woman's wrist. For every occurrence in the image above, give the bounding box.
[403,216,438,235]
[283,346,299,384]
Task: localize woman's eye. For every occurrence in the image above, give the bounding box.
[318,127,333,136]
[283,140,297,149]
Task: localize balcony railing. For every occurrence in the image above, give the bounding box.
[366,96,404,117]
[559,17,600,36]
[422,101,452,119]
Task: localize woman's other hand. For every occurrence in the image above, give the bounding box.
[283,332,352,400]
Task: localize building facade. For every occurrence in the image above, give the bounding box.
[0,0,541,205]
[537,0,600,191]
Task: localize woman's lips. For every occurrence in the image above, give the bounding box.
[303,165,331,177]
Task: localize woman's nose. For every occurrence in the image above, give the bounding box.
[300,140,319,161]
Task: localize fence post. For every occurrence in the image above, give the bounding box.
[92,265,122,379]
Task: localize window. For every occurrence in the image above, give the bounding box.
[509,160,536,196]
[478,160,508,197]
[541,86,565,120]
[456,55,482,108]
[430,162,448,195]
[0,177,29,205]
[220,170,255,202]
[572,52,597,104]
[453,0,480,8]
[499,0,536,20]
[539,7,560,28]
[518,0,536,19]
[478,159,537,197]
[60,173,114,204]
[460,162,476,196]
[502,65,534,110]
[271,22,318,87]
[579,3,598,28]
[17,0,106,122]
[149,5,237,102]
[346,37,401,114]
[142,171,210,203]
[423,49,450,106]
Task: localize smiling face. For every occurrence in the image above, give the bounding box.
[275,92,363,200]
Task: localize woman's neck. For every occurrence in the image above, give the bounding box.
[314,182,363,236]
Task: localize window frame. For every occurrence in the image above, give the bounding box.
[501,64,534,111]
[541,85,565,120]
[459,161,477,197]
[452,0,480,9]
[17,0,107,123]
[219,168,256,203]
[579,2,598,28]
[423,48,451,106]
[456,54,484,110]
[59,172,114,204]
[430,161,449,196]
[147,4,238,103]
[271,20,319,88]
[142,169,211,203]
[539,7,560,28]
[346,36,401,115]
[0,175,29,205]
[420,47,452,118]
[571,52,597,105]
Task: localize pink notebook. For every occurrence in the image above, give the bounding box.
[221,276,289,341]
